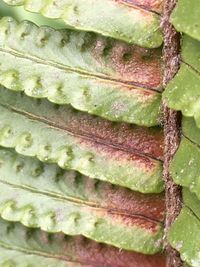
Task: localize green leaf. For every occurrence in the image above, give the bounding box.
[168,189,200,267]
[182,188,200,220]
[0,88,164,193]
[0,151,164,253]
[171,0,200,42]
[0,218,166,266]
[0,147,165,223]
[170,137,200,200]
[170,116,200,200]
[0,0,66,28]
[2,0,163,48]
[0,17,162,126]
[182,116,200,145]
[163,63,200,127]
[168,206,200,267]
[181,35,200,73]
[163,35,200,128]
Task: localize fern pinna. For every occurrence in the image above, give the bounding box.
[0,0,199,267]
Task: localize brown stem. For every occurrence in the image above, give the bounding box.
[162,1,183,267]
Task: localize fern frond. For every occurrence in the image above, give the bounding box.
[171,0,200,42]
[0,218,166,266]
[170,117,200,200]
[168,206,200,267]
[0,147,165,222]
[2,0,163,47]
[0,88,164,193]
[169,188,200,267]
[0,149,164,253]
[0,17,162,126]
[163,35,200,128]
[0,0,66,28]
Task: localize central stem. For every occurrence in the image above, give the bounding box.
[162,0,182,266]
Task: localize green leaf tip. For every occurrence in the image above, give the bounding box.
[163,63,200,128]
[169,189,200,267]
[3,0,163,48]
[170,117,200,201]
[0,16,162,126]
[168,207,200,267]
[163,35,200,129]
[171,0,200,42]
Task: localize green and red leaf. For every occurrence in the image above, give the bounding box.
[2,0,163,47]
[0,17,163,126]
[0,218,166,266]
[0,88,164,193]
[0,147,164,253]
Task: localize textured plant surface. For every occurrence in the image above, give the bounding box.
[170,0,200,42]
[170,117,200,200]
[169,189,200,267]
[3,0,163,47]
[0,218,166,267]
[0,147,165,253]
[0,0,66,28]
[0,17,163,126]
[3,0,199,265]
[163,0,200,266]
[163,35,200,127]
[0,88,164,193]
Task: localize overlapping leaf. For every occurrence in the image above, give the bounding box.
[0,147,165,222]
[0,88,164,193]
[168,207,200,267]
[0,218,166,267]
[163,35,200,128]
[0,0,66,28]
[181,35,200,73]
[0,17,162,126]
[168,189,200,267]
[0,147,164,253]
[2,0,163,48]
[170,117,200,200]
[171,0,200,42]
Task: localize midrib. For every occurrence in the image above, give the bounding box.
[0,48,161,92]
[0,180,163,224]
[0,103,162,162]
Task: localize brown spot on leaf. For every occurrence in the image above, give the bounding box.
[60,234,166,267]
[56,106,164,161]
[92,37,163,90]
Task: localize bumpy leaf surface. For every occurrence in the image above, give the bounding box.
[170,117,200,200]
[169,189,200,267]
[0,147,165,222]
[0,17,162,126]
[3,0,163,48]
[0,219,166,267]
[163,35,200,128]
[0,88,164,193]
[0,0,66,28]
[0,149,164,253]
[171,0,200,42]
